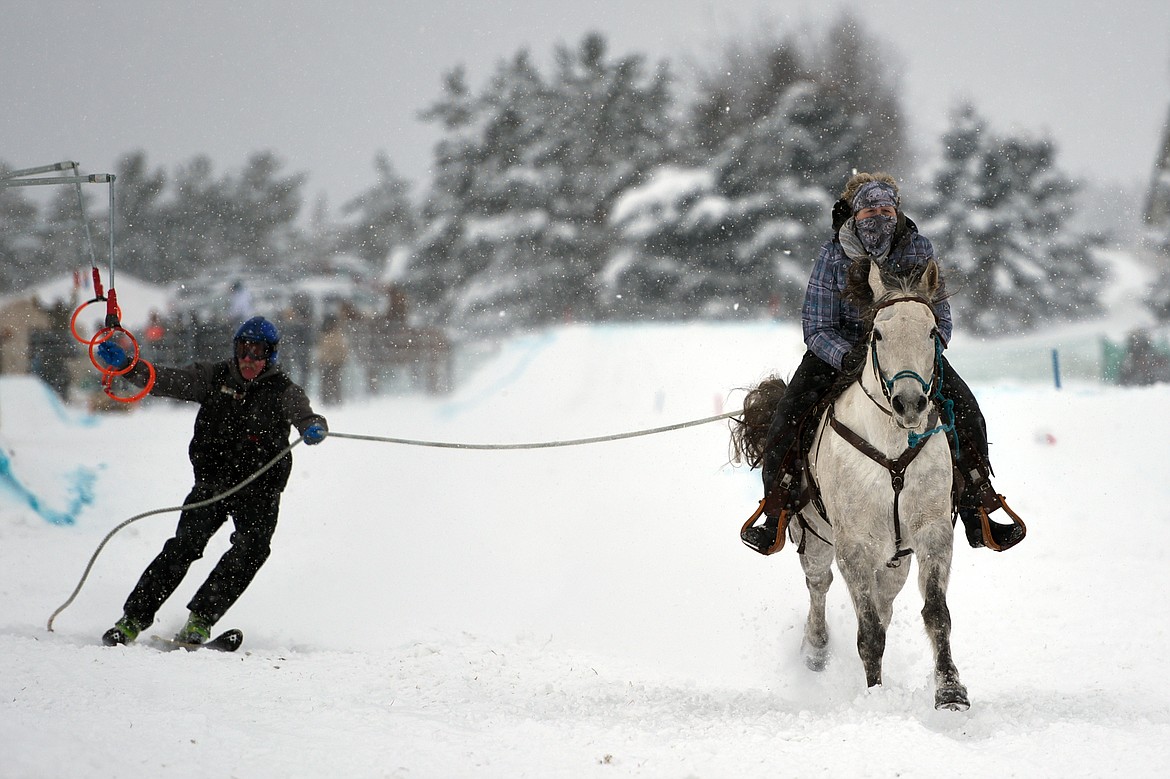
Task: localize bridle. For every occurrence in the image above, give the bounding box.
[860,295,956,450]
[822,294,957,567]
[861,295,938,411]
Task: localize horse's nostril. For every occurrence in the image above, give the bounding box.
[915,396,927,414]
[892,396,905,415]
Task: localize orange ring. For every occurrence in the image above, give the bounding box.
[88,327,141,377]
[102,359,156,404]
[70,299,106,345]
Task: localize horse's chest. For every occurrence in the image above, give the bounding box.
[814,424,951,521]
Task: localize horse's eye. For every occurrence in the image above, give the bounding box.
[873,330,883,342]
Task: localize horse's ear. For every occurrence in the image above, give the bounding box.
[868,260,885,299]
[920,260,940,295]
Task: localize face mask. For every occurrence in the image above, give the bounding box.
[854,213,895,256]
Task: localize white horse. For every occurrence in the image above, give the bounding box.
[737,259,968,710]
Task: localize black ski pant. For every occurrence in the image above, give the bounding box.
[123,483,281,628]
[760,349,991,512]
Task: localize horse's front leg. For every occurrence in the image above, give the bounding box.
[838,546,886,687]
[798,531,834,672]
[917,550,970,711]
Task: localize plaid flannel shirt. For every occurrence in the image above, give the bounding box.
[801,232,952,369]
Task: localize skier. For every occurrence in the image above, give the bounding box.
[741,171,1026,554]
[96,316,328,646]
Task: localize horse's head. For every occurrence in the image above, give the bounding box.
[864,260,942,430]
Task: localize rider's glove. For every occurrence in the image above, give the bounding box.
[304,423,327,445]
[831,198,853,232]
[841,342,868,374]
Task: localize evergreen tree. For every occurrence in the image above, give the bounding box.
[156,152,307,279]
[612,15,901,322]
[113,151,170,284]
[1142,109,1170,320]
[0,169,41,294]
[159,155,236,277]
[33,186,93,283]
[413,33,672,335]
[609,80,855,321]
[337,152,417,275]
[223,151,306,272]
[808,12,905,173]
[922,105,1103,334]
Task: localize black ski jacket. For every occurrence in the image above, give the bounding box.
[126,359,326,494]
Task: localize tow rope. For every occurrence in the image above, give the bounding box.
[46,410,743,631]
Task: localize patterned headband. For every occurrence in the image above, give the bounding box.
[852,181,898,214]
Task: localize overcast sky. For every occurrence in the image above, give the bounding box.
[4,1,1169,212]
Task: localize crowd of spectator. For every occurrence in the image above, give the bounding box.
[2,284,452,411]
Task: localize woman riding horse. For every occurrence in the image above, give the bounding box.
[741,171,1026,555]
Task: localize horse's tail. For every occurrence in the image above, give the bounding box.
[730,376,788,469]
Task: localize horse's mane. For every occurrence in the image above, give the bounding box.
[844,257,948,333]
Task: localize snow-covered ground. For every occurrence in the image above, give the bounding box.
[3,315,1170,778]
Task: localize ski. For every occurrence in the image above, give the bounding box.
[149,628,243,653]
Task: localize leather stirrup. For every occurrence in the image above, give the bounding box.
[979,495,1027,551]
[740,499,791,556]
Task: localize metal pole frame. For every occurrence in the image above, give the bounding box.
[0,163,116,292]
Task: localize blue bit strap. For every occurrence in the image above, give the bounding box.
[907,337,957,450]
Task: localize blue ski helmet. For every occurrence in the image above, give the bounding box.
[233,316,280,363]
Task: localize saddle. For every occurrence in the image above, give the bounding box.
[740,392,1026,555]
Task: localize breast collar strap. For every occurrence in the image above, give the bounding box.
[827,405,939,568]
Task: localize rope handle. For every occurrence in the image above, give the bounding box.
[70,278,157,403]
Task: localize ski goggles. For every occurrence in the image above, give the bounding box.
[235,341,272,361]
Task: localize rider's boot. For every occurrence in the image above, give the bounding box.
[741,469,799,555]
[957,465,1026,551]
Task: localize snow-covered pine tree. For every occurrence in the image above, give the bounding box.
[607,15,905,323]
[412,34,672,336]
[224,151,306,273]
[154,152,306,279]
[1142,108,1170,320]
[338,152,417,276]
[609,82,884,321]
[32,185,92,284]
[112,152,170,284]
[609,80,855,321]
[922,104,1103,334]
[0,167,40,294]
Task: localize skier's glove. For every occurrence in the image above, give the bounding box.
[304,423,327,445]
[97,340,129,369]
[841,342,868,374]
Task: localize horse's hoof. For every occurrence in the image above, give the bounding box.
[935,684,970,711]
[801,638,829,672]
[804,653,828,672]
